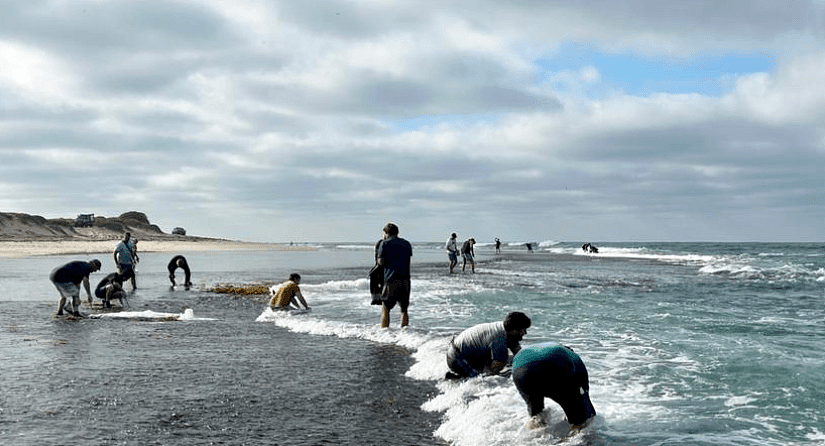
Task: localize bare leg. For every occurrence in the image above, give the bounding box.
[400,309,409,327]
[381,305,390,328]
[57,296,66,315]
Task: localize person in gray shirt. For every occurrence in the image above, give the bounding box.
[445,312,531,379]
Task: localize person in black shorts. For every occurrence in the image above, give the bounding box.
[376,222,412,328]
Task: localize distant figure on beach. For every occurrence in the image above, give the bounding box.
[461,238,476,273]
[581,243,598,254]
[49,259,101,317]
[128,238,139,289]
[526,243,533,252]
[495,238,501,254]
[369,237,385,305]
[168,255,193,287]
[376,222,412,328]
[512,343,596,429]
[94,272,127,308]
[113,232,136,290]
[445,311,531,379]
[446,232,459,274]
[269,273,310,310]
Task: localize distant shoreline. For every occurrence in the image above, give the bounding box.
[0,239,314,258]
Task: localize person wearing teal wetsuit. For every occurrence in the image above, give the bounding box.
[512,343,596,428]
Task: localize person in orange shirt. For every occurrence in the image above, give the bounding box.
[269,273,310,310]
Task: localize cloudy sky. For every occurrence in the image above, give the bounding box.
[2,1,824,243]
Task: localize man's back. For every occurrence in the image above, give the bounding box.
[379,237,412,279]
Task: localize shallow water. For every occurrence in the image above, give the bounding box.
[2,243,824,446]
[1,251,446,446]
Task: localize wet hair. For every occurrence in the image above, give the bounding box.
[383,223,399,236]
[89,259,102,270]
[289,273,301,282]
[451,233,457,238]
[503,311,531,331]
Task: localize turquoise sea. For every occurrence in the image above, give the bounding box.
[1,241,823,445]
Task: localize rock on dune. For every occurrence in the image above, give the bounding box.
[0,211,170,241]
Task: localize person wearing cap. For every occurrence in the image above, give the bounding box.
[376,222,413,328]
[445,232,459,274]
[511,343,596,430]
[113,232,136,290]
[461,237,476,273]
[445,311,531,379]
[49,259,102,317]
[269,273,310,310]
[167,255,192,288]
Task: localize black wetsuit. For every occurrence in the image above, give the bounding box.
[167,255,191,286]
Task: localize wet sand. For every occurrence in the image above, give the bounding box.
[0,239,313,258]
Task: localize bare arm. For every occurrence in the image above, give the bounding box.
[83,276,93,304]
[294,290,309,309]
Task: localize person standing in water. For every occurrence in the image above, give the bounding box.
[461,238,476,273]
[377,222,412,328]
[445,232,459,274]
[113,232,136,290]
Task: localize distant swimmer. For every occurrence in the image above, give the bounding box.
[94,272,127,308]
[269,273,310,310]
[167,255,193,287]
[581,243,598,254]
[461,238,476,273]
[512,343,596,430]
[495,238,501,254]
[526,243,533,252]
[49,259,101,317]
[446,232,459,274]
[445,312,531,379]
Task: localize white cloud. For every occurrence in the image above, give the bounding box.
[2,0,825,241]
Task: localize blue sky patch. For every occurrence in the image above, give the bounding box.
[537,42,776,97]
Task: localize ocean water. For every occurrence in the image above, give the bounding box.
[1,242,824,446]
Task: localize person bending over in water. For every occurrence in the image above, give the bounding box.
[167,255,192,287]
[269,273,310,310]
[94,271,127,308]
[512,343,596,430]
[445,311,531,379]
[49,259,101,317]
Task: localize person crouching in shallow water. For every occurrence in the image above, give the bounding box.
[269,273,310,310]
[377,222,413,328]
[168,255,192,288]
[445,311,531,379]
[94,271,126,309]
[511,343,596,430]
[49,259,101,317]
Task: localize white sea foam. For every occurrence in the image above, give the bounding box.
[90,308,211,321]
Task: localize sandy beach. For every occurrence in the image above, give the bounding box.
[0,239,312,258]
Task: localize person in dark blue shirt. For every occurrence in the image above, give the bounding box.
[376,222,412,328]
[49,259,101,317]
